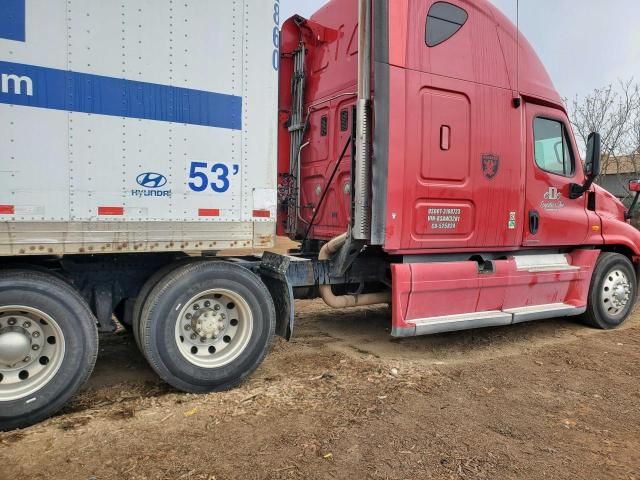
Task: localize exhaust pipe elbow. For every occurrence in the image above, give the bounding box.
[318,233,391,309]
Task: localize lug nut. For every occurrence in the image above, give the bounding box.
[190,333,197,340]
[184,324,191,331]
[200,337,207,343]
[214,304,221,311]
[32,331,40,338]
[186,313,192,320]
[23,321,31,328]
[204,301,211,308]
[193,304,200,310]
[23,356,31,363]
[32,344,40,351]
[8,318,16,326]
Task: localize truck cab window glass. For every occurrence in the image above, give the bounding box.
[533,117,575,177]
[425,2,468,47]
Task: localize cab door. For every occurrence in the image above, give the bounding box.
[523,103,590,246]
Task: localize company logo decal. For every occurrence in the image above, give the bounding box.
[541,186,565,210]
[132,172,172,198]
[481,154,499,180]
[543,186,560,200]
[136,172,168,189]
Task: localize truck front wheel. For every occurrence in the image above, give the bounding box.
[0,270,98,431]
[138,261,275,393]
[583,252,637,329]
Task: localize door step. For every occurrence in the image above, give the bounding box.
[504,303,584,323]
[409,311,512,335]
[401,303,585,337]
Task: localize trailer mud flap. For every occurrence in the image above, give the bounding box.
[260,252,307,340]
[260,270,294,340]
[391,250,600,337]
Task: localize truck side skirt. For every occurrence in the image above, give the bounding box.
[391,249,600,337]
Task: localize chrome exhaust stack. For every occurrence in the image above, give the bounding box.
[352,0,372,240]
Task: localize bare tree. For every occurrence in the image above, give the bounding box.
[631,100,640,155]
[568,79,640,202]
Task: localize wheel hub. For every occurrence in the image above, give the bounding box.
[0,327,32,367]
[175,289,253,368]
[612,284,628,307]
[0,306,65,402]
[602,269,632,315]
[192,309,226,340]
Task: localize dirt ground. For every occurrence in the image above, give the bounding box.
[1,300,639,480]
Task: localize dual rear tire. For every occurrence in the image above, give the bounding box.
[0,261,275,431]
[134,261,276,393]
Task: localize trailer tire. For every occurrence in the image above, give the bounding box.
[132,259,206,356]
[582,252,637,330]
[0,270,98,431]
[139,261,275,393]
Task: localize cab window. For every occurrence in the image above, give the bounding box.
[425,2,468,47]
[533,117,575,177]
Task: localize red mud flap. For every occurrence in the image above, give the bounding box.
[391,250,600,337]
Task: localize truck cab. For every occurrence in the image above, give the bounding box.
[278,0,640,335]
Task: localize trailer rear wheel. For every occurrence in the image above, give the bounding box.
[132,259,204,356]
[0,270,98,431]
[583,252,637,329]
[139,262,275,393]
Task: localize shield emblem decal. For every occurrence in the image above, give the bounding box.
[482,154,499,180]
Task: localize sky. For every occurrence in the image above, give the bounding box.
[280,0,640,100]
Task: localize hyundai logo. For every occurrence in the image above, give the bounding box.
[136,172,168,189]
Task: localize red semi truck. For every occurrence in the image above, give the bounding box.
[2,0,640,430]
[277,0,640,336]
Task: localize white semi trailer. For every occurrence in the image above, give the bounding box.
[0,0,280,430]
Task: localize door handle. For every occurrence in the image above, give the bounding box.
[529,210,539,235]
[440,125,451,150]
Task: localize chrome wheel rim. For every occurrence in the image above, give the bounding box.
[0,306,66,401]
[601,269,632,316]
[175,289,253,368]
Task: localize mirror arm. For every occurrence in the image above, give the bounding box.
[569,175,596,200]
[569,132,601,201]
[583,175,596,192]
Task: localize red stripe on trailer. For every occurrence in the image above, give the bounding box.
[252,209,271,218]
[98,206,124,216]
[0,205,15,214]
[198,208,221,217]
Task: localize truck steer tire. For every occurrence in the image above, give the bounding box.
[0,270,99,431]
[582,252,637,330]
[139,261,275,393]
[132,259,206,356]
